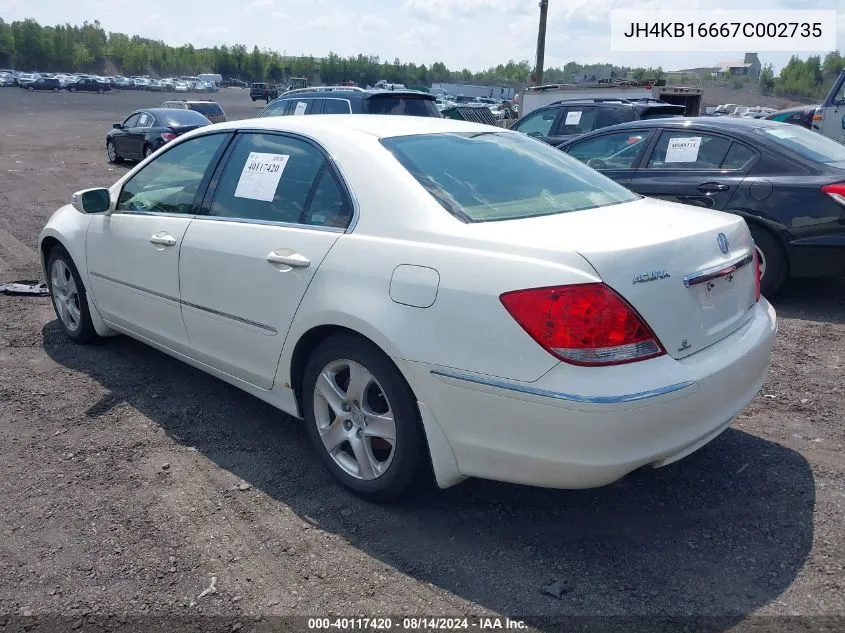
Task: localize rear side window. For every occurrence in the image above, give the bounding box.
[381,131,640,222]
[555,107,597,135]
[209,133,327,224]
[189,102,224,116]
[322,99,352,114]
[363,96,440,117]
[721,143,755,170]
[597,107,636,128]
[646,132,732,169]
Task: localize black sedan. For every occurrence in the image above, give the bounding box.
[106,108,212,163]
[557,117,845,295]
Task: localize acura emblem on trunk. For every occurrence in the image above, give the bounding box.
[717,233,730,254]
[632,270,671,284]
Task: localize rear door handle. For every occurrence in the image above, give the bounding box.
[150,233,177,246]
[697,182,730,193]
[266,250,310,268]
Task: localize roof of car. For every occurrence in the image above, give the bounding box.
[202,114,509,140]
[274,89,434,100]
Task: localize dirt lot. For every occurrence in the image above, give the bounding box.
[0,87,843,633]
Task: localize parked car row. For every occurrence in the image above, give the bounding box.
[0,70,222,93]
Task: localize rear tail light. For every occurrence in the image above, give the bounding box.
[499,283,665,366]
[160,132,177,142]
[821,182,845,207]
[753,248,761,302]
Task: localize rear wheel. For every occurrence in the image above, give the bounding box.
[69,87,76,93]
[143,145,153,159]
[47,246,98,344]
[98,88,104,94]
[27,86,33,91]
[749,224,787,297]
[303,335,430,502]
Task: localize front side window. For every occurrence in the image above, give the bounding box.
[260,100,291,117]
[116,133,227,214]
[514,109,558,137]
[209,133,327,224]
[123,113,140,128]
[567,131,650,170]
[381,131,640,223]
[646,132,732,170]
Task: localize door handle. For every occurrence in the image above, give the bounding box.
[266,250,310,268]
[697,182,730,193]
[150,233,177,246]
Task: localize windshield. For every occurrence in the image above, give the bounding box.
[760,125,845,164]
[159,110,211,127]
[364,95,440,117]
[381,132,640,223]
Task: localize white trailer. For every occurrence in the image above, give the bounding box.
[518,83,703,118]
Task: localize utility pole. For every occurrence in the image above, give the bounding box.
[534,0,549,86]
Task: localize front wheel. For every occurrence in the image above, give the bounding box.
[70,87,76,93]
[303,335,430,502]
[98,88,104,94]
[46,246,99,344]
[106,140,122,164]
[749,224,787,297]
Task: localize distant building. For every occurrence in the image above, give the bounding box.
[714,53,761,80]
[430,83,516,100]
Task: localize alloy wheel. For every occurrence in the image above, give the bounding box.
[50,258,82,333]
[312,359,396,480]
[755,244,767,280]
[107,142,117,162]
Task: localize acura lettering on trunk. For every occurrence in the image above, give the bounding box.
[38,115,777,501]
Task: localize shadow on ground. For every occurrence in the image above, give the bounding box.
[770,276,845,325]
[44,322,815,629]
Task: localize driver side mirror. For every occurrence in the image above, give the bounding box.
[71,188,111,214]
[113,123,122,129]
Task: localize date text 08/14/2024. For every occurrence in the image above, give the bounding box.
[307,617,528,630]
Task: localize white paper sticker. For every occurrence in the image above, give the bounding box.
[665,136,702,163]
[293,101,308,116]
[766,128,795,139]
[233,152,290,202]
[564,110,582,125]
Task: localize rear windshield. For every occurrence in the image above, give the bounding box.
[189,102,224,116]
[364,95,440,117]
[159,110,211,127]
[639,106,685,120]
[380,132,640,223]
[760,125,845,164]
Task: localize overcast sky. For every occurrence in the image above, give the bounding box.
[1,0,843,73]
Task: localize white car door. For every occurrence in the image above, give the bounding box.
[178,131,353,389]
[86,132,231,353]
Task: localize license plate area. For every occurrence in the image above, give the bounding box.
[695,268,750,337]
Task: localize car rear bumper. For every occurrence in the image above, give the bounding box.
[399,299,777,489]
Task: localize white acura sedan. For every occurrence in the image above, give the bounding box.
[39,115,777,501]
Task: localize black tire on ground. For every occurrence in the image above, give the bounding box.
[143,145,153,159]
[46,245,99,344]
[27,86,33,91]
[106,140,122,164]
[70,87,76,92]
[302,335,431,502]
[749,224,787,297]
[52,87,58,92]
[98,88,103,94]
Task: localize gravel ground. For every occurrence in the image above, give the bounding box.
[0,88,843,633]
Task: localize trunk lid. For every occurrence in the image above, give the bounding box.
[470,197,758,359]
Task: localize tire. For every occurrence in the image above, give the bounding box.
[143,145,153,159]
[98,88,103,94]
[70,87,76,93]
[302,335,430,502]
[749,224,787,297]
[27,86,33,91]
[106,140,122,164]
[46,245,99,344]
[52,87,58,93]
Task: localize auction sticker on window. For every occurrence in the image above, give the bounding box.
[234,152,290,202]
[565,110,583,125]
[665,136,702,163]
[294,101,308,116]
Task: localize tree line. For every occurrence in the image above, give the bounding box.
[0,16,840,99]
